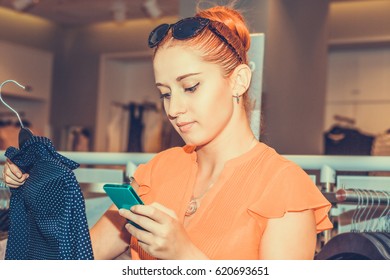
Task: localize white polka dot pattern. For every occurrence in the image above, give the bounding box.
[4,136,94,260]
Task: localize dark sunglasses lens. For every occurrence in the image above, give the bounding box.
[173,17,209,40]
[148,23,170,48]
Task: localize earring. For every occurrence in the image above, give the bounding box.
[233,94,240,104]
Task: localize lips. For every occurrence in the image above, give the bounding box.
[177,121,195,133]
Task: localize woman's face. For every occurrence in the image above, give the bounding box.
[153,45,235,146]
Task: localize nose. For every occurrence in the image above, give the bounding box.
[166,92,186,119]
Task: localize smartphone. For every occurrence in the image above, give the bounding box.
[103,183,145,230]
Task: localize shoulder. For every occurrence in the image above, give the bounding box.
[133,145,194,183]
[230,143,311,200]
[133,145,195,199]
[243,143,316,203]
[250,142,305,178]
[147,145,194,166]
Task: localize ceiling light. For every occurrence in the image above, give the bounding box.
[12,0,39,12]
[143,0,162,19]
[111,0,127,23]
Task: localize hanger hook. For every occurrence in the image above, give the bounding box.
[360,190,371,232]
[363,190,375,232]
[376,191,389,232]
[351,189,361,232]
[383,191,390,232]
[0,79,29,128]
[356,189,367,232]
[369,190,381,232]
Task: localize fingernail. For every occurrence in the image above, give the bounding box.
[118,209,125,215]
[16,172,21,177]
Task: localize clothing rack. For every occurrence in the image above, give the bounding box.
[335,189,390,205]
[323,190,390,206]
[1,152,388,175]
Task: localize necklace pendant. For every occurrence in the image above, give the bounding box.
[185,198,198,216]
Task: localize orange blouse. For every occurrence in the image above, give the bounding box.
[130,143,332,260]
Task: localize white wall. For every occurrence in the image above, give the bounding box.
[95,54,160,152]
[0,40,53,137]
[325,47,390,135]
[329,1,390,45]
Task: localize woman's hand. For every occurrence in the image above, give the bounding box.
[2,159,29,188]
[119,202,208,260]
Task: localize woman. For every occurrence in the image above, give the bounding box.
[3,5,332,260]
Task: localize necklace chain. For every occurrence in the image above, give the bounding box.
[193,183,214,201]
[185,136,257,217]
[185,183,213,217]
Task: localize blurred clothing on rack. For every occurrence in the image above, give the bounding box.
[107,101,180,153]
[64,126,91,152]
[316,232,390,260]
[370,131,390,176]
[127,103,144,152]
[107,106,128,152]
[372,132,390,156]
[161,116,185,150]
[324,125,374,155]
[142,106,163,153]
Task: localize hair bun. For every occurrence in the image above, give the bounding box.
[196,5,250,52]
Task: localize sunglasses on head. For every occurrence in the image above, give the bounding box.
[148,17,243,63]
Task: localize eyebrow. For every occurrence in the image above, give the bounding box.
[176,72,201,81]
[155,72,201,88]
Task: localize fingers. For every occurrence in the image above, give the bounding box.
[118,204,174,236]
[3,159,28,188]
[118,208,156,233]
[118,208,157,247]
[5,159,22,178]
[129,203,177,222]
[124,221,155,245]
[119,205,190,259]
[148,202,178,219]
[120,207,171,258]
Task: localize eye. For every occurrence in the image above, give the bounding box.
[160,93,171,100]
[184,82,199,93]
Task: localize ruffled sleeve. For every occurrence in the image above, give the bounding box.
[129,147,190,260]
[132,161,153,202]
[248,164,333,233]
[130,157,156,260]
[132,146,193,203]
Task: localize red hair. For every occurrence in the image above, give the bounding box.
[154,6,251,77]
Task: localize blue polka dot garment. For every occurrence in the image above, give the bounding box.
[4,136,94,260]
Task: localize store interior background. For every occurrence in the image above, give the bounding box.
[0,0,389,156]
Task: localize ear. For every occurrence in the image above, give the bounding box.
[230,64,252,97]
